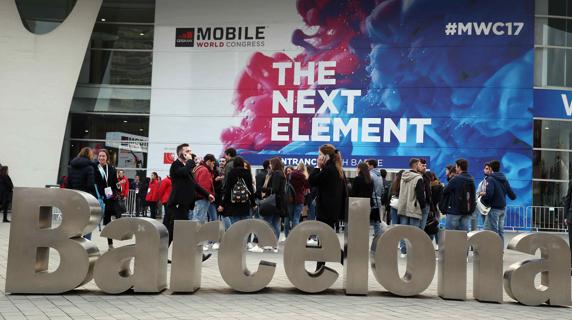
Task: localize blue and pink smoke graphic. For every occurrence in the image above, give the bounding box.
[221,0,534,208]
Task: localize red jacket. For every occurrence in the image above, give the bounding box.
[289,170,309,204]
[118,176,129,198]
[146,178,160,202]
[194,163,214,199]
[158,176,172,204]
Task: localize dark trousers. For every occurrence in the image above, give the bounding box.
[103,200,122,245]
[167,204,190,246]
[316,219,343,270]
[2,191,12,219]
[149,202,157,219]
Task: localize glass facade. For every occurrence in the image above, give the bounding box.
[534,0,572,206]
[58,0,155,180]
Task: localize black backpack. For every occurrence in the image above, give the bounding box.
[231,178,250,204]
[457,177,476,215]
[285,180,296,204]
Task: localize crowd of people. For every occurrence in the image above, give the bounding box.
[0,143,553,262]
[49,143,519,252]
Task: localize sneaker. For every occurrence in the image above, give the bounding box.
[306,239,319,247]
[262,246,274,251]
[400,253,407,259]
[212,243,220,250]
[247,242,255,250]
[202,244,210,251]
[248,245,264,253]
[272,248,279,253]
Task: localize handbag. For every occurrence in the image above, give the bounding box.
[258,194,279,217]
[389,196,399,209]
[476,196,491,215]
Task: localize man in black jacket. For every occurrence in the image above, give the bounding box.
[563,182,572,274]
[443,159,476,231]
[481,160,516,242]
[167,143,215,246]
[419,159,432,229]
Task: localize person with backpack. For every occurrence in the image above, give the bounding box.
[220,156,256,225]
[442,159,476,231]
[480,160,516,241]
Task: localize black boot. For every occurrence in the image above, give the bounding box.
[3,213,9,223]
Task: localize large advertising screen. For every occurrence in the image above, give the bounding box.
[149,0,534,207]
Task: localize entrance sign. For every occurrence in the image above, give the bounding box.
[5,188,571,307]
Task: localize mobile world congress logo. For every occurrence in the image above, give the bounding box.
[175,26,266,48]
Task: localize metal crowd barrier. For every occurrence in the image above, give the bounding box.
[125,189,137,217]
[501,205,569,233]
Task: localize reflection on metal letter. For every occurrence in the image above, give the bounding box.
[503,233,571,306]
[284,220,341,293]
[344,197,370,295]
[5,188,100,293]
[437,230,503,302]
[171,221,224,292]
[371,225,435,296]
[218,219,277,292]
[93,218,168,294]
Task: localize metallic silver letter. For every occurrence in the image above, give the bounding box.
[170,221,224,292]
[438,230,503,302]
[371,225,435,296]
[344,197,370,295]
[284,220,341,293]
[218,219,277,292]
[93,218,168,294]
[5,188,100,293]
[503,233,571,306]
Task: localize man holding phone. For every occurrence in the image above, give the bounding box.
[167,143,215,248]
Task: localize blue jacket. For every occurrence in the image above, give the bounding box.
[442,172,475,215]
[481,172,516,209]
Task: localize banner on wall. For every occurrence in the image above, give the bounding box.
[149,0,534,207]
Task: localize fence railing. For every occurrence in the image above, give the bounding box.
[502,205,569,233]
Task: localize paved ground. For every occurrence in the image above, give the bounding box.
[0,219,571,320]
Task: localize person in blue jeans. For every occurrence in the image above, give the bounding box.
[260,157,287,243]
[397,159,426,255]
[284,164,308,238]
[480,160,516,242]
[443,159,476,232]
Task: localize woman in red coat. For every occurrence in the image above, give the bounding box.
[145,172,161,219]
[158,176,172,225]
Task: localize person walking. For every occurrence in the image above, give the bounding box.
[418,159,432,229]
[472,162,492,230]
[351,162,375,234]
[260,157,287,244]
[67,147,97,238]
[309,144,347,270]
[284,164,308,238]
[222,148,237,188]
[145,172,161,219]
[443,159,476,231]
[0,166,14,223]
[397,159,426,255]
[158,175,172,226]
[192,154,217,224]
[220,156,256,225]
[427,172,444,247]
[94,149,120,249]
[388,170,404,225]
[167,143,214,252]
[366,160,383,236]
[563,181,572,275]
[480,160,516,241]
